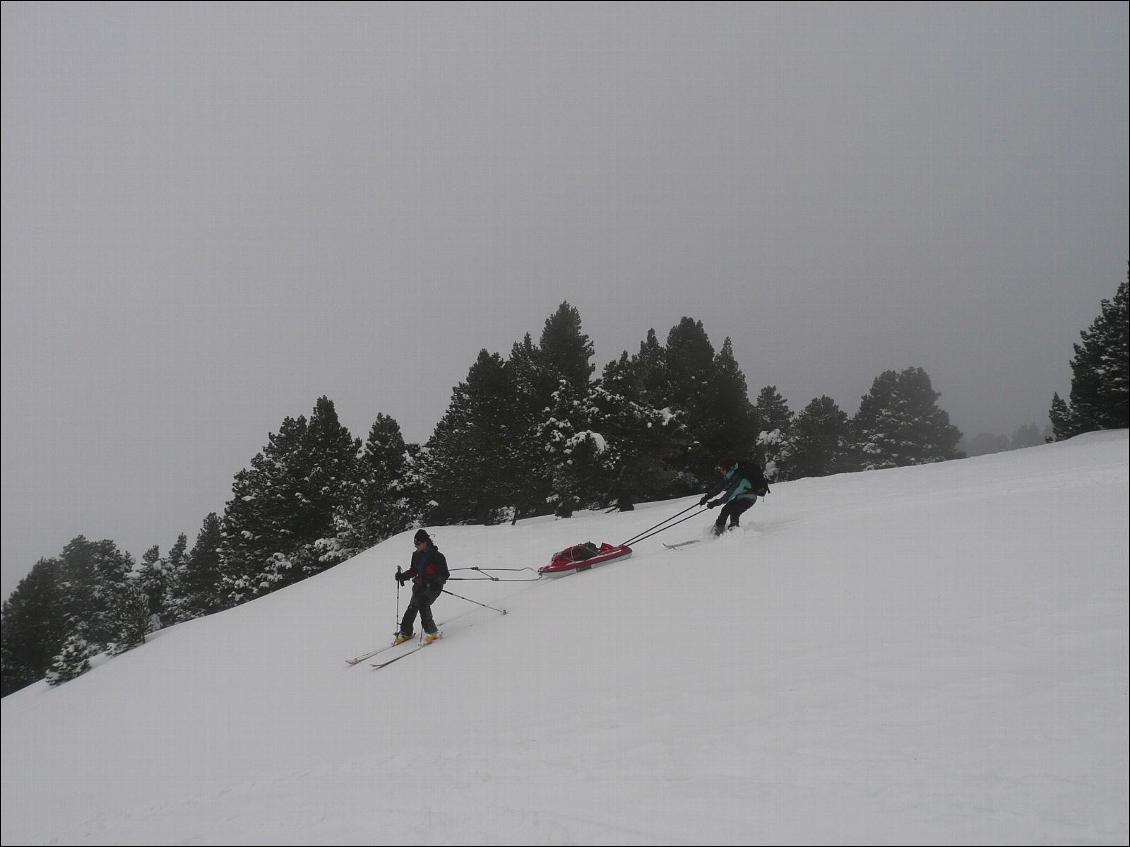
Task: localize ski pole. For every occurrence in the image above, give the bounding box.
[620,501,704,546]
[441,588,508,615]
[394,567,402,629]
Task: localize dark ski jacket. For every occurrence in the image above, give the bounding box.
[404,544,449,590]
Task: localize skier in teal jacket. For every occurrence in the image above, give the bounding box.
[700,458,767,535]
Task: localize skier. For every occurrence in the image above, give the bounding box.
[394,529,449,644]
[699,458,766,536]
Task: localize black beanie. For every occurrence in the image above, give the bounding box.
[413,529,431,544]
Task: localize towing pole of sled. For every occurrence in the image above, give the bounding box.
[446,566,542,582]
[622,506,711,546]
[621,502,706,547]
[442,588,508,615]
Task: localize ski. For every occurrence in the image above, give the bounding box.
[371,635,441,670]
[346,645,396,666]
[663,539,703,549]
[346,638,413,666]
[346,622,450,665]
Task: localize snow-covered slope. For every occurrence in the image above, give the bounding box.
[3,432,1128,845]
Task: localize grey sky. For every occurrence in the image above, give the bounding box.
[2,2,1127,596]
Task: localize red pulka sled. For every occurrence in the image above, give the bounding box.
[537,541,633,576]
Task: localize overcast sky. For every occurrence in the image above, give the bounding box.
[2,2,1127,596]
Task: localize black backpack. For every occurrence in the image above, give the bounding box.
[736,460,771,497]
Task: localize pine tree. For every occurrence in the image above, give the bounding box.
[161,533,191,622]
[505,334,554,519]
[135,545,168,626]
[790,396,853,479]
[707,339,760,468]
[303,397,363,560]
[664,317,719,484]
[1048,393,1079,440]
[754,385,793,435]
[635,329,669,405]
[56,536,135,648]
[852,367,963,469]
[754,386,795,480]
[337,414,418,553]
[525,303,604,516]
[221,414,312,603]
[1050,275,1129,439]
[107,582,151,655]
[220,398,361,604]
[1,558,68,696]
[45,633,94,686]
[5,537,156,690]
[539,301,595,393]
[423,350,519,525]
[538,378,612,517]
[595,353,687,509]
[179,517,224,618]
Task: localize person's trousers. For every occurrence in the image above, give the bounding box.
[715,497,755,530]
[400,583,443,635]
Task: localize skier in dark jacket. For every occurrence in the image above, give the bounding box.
[394,529,449,644]
[700,458,766,535]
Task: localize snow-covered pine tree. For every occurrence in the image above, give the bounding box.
[177,517,223,619]
[528,304,606,517]
[423,349,519,525]
[219,398,361,604]
[107,581,151,655]
[789,395,853,479]
[754,385,793,435]
[504,304,602,520]
[135,545,168,628]
[851,367,963,470]
[303,397,364,567]
[595,353,686,509]
[635,328,670,405]
[1,558,68,696]
[753,386,796,480]
[663,317,720,485]
[6,538,136,689]
[56,536,135,649]
[505,334,554,519]
[707,338,760,466]
[160,532,191,622]
[221,415,311,603]
[45,632,94,687]
[332,414,418,556]
[538,301,595,393]
[1049,274,1129,439]
[537,378,612,518]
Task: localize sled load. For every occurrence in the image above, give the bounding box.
[537,541,632,575]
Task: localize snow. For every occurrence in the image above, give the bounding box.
[2,432,1128,845]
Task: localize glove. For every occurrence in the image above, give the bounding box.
[707,499,721,509]
[699,494,710,505]
[395,570,407,586]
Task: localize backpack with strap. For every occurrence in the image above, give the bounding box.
[736,459,771,497]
